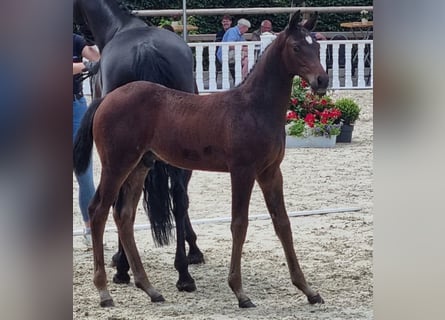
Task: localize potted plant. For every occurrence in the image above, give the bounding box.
[286,77,342,148]
[360,10,370,23]
[334,97,361,143]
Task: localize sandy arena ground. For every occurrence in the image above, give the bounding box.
[73,90,373,319]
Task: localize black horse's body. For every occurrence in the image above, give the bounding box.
[73,0,203,292]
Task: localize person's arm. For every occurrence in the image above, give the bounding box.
[73,45,100,75]
[223,28,241,50]
[73,62,85,75]
[81,45,100,62]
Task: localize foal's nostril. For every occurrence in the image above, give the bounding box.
[317,74,329,89]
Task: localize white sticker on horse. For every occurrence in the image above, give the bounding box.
[305,35,313,44]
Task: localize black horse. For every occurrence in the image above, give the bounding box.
[73,0,204,293]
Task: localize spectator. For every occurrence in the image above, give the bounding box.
[251,19,275,41]
[300,19,327,41]
[216,18,251,80]
[73,33,100,248]
[215,15,233,42]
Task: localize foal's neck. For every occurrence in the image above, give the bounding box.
[241,39,293,120]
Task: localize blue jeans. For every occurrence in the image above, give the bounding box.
[73,96,95,224]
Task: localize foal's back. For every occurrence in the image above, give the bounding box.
[95,81,281,172]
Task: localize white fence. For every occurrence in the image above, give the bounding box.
[83,36,373,95]
[190,35,373,92]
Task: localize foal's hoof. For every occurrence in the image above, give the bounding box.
[188,252,205,265]
[100,298,115,308]
[151,294,165,303]
[239,298,256,308]
[308,293,324,304]
[176,279,197,292]
[112,272,131,284]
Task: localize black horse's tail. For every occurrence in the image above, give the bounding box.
[73,98,104,175]
[143,162,174,247]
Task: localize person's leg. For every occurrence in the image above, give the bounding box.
[73,97,95,238]
[242,56,248,80]
[75,161,95,228]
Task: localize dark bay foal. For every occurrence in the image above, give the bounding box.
[74,11,329,308]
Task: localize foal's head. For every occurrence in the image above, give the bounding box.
[282,12,329,94]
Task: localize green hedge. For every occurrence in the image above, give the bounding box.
[116,1,373,34]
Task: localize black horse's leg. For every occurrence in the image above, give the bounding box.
[111,240,131,284]
[168,166,197,292]
[184,213,205,264]
[180,169,205,264]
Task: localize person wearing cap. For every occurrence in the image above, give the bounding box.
[216,18,251,80]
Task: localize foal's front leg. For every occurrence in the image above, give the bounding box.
[257,164,324,304]
[228,168,256,308]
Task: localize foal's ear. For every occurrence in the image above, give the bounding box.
[302,12,319,32]
[288,10,302,30]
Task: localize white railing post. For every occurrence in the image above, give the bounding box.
[221,45,231,89]
[332,42,340,88]
[345,43,353,88]
[319,41,327,71]
[208,44,217,91]
[234,45,243,85]
[357,43,365,87]
[195,45,204,92]
[260,32,276,54]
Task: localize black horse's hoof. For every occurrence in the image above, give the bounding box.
[151,294,165,303]
[112,272,131,284]
[308,293,324,304]
[100,299,115,308]
[188,252,205,265]
[239,298,256,308]
[176,279,197,292]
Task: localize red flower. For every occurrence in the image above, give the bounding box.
[290,98,298,105]
[301,79,308,88]
[286,110,298,120]
[321,99,327,106]
[304,113,315,127]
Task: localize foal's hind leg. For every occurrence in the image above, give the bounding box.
[256,164,323,304]
[113,162,165,303]
[89,175,123,307]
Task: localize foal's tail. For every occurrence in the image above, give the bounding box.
[73,98,104,175]
[141,82,197,247]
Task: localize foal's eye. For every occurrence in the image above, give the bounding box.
[293,46,300,52]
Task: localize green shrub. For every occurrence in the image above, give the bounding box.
[334,98,360,125]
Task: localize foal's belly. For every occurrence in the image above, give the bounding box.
[151,142,229,172]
